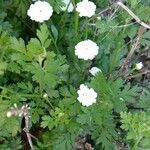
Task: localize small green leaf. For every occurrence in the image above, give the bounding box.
[51,25,58,42]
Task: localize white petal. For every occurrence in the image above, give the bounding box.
[75,40,99,60]
[76,0,96,18]
[77,84,97,107]
[89,67,101,76]
[27,1,53,23]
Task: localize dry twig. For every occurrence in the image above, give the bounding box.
[117,26,147,77]
[7,104,34,150]
[125,70,150,80]
[116,1,150,29]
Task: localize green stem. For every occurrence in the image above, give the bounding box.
[109,26,127,73]
[49,31,59,53]
[109,42,121,73]
[72,0,79,36]
[74,11,79,36]
[85,17,88,39]
[47,21,59,53]
[132,138,141,150]
[44,96,54,109]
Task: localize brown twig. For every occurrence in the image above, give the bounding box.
[117,26,147,77]
[125,70,150,80]
[24,113,34,150]
[116,1,150,29]
[7,104,34,150]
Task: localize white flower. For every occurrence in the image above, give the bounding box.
[76,0,96,17]
[89,67,101,76]
[61,0,74,12]
[75,40,99,60]
[6,111,12,118]
[135,62,143,70]
[27,1,53,23]
[97,16,101,20]
[43,93,48,98]
[77,84,97,107]
[58,112,64,118]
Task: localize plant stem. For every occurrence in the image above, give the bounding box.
[47,23,59,54]
[132,138,141,150]
[85,17,88,39]
[109,42,121,73]
[74,11,79,36]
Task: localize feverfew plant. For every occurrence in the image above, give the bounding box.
[77,84,97,107]
[75,40,99,60]
[27,1,53,22]
[76,0,96,17]
[0,0,150,149]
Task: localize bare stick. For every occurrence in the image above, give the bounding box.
[117,26,146,77]
[24,114,34,150]
[117,1,150,29]
[125,70,150,80]
[7,104,34,150]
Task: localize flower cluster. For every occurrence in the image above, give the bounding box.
[77,84,97,107]
[75,0,99,107]
[27,0,96,22]
[27,0,98,107]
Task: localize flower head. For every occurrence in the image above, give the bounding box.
[89,67,101,76]
[77,84,97,107]
[76,0,96,17]
[135,62,143,70]
[61,0,74,12]
[43,93,48,99]
[6,111,12,118]
[27,1,53,23]
[75,40,99,60]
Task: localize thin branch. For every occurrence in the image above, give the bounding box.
[116,1,150,29]
[125,70,150,80]
[7,104,34,150]
[24,113,34,150]
[109,6,119,20]
[110,22,135,28]
[117,26,146,77]
[88,22,135,28]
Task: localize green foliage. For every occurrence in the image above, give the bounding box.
[11,0,30,18]
[41,107,70,130]
[46,0,64,13]
[37,24,51,48]
[136,92,150,109]
[0,137,22,150]
[0,0,149,149]
[121,112,150,149]
[0,12,12,33]
[0,99,20,137]
[90,73,140,113]
[140,30,150,46]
